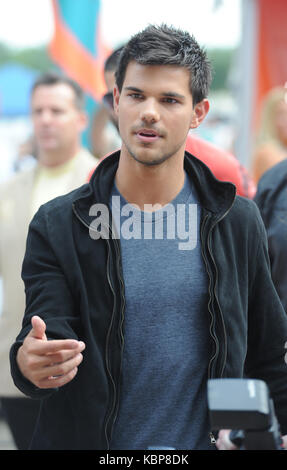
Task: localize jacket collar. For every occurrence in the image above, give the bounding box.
[73,149,236,222]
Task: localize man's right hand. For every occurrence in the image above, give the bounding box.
[16,315,86,389]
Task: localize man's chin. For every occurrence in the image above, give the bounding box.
[136,158,167,167]
[128,149,174,167]
[38,142,59,152]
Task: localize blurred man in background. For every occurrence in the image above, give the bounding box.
[90,47,123,158]
[0,72,97,449]
[254,157,287,313]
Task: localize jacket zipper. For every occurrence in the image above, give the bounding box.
[207,233,228,378]
[201,213,219,447]
[200,213,219,379]
[201,202,235,445]
[72,205,127,448]
[104,238,120,449]
[72,204,123,449]
[107,235,126,447]
[207,200,235,377]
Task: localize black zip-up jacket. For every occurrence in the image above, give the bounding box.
[254,159,287,313]
[10,151,287,450]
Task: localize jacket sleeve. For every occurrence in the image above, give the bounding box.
[245,204,287,434]
[10,205,81,399]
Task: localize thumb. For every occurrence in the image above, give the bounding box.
[30,315,47,340]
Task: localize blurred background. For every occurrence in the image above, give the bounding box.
[1,0,286,184]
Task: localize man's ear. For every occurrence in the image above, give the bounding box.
[113,85,120,116]
[190,99,210,129]
[77,110,88,132]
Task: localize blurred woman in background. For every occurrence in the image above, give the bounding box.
[252,85,287,183]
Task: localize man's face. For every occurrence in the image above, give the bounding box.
[31,83,86,154]
[104,69,119,128]
[114,62,208,166]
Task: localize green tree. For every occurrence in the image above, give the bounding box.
[14,46,54,72]
[207,48,235,91]
[0,43,13,66]
[0,43,54,72]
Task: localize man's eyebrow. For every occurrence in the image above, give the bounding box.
[161,92,186,100]
[124,86,143,93]
[124,87,185,100]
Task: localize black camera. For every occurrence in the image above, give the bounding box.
[207,378,284,450]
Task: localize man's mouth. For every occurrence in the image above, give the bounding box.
[136,128,161,143]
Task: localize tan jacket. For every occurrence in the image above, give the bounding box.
[0,149,97,396]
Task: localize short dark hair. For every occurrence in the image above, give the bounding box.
[31,72,85,110]
[115,24,212,105]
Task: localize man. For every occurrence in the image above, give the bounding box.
[0,72,97,449]
[254,159,287,313]
[93,46,256,198]
[90,47,123,158]
[10,25,287,450]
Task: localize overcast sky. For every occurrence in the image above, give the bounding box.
[0,0,242,49]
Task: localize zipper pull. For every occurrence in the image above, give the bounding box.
[209,432,217,445]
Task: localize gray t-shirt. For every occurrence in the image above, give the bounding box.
[110,173,212,450]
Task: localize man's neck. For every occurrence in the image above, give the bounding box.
[38,148,80,168]
[115,152,185,211]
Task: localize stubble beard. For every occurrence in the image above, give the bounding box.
[123,140,185,167]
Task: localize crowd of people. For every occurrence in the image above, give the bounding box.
[1,23,287,451]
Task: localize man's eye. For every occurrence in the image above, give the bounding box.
[163,98,178,104]
[129,94,143,100]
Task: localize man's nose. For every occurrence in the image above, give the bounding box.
[140,99,160,124]
[39,110,53,124]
